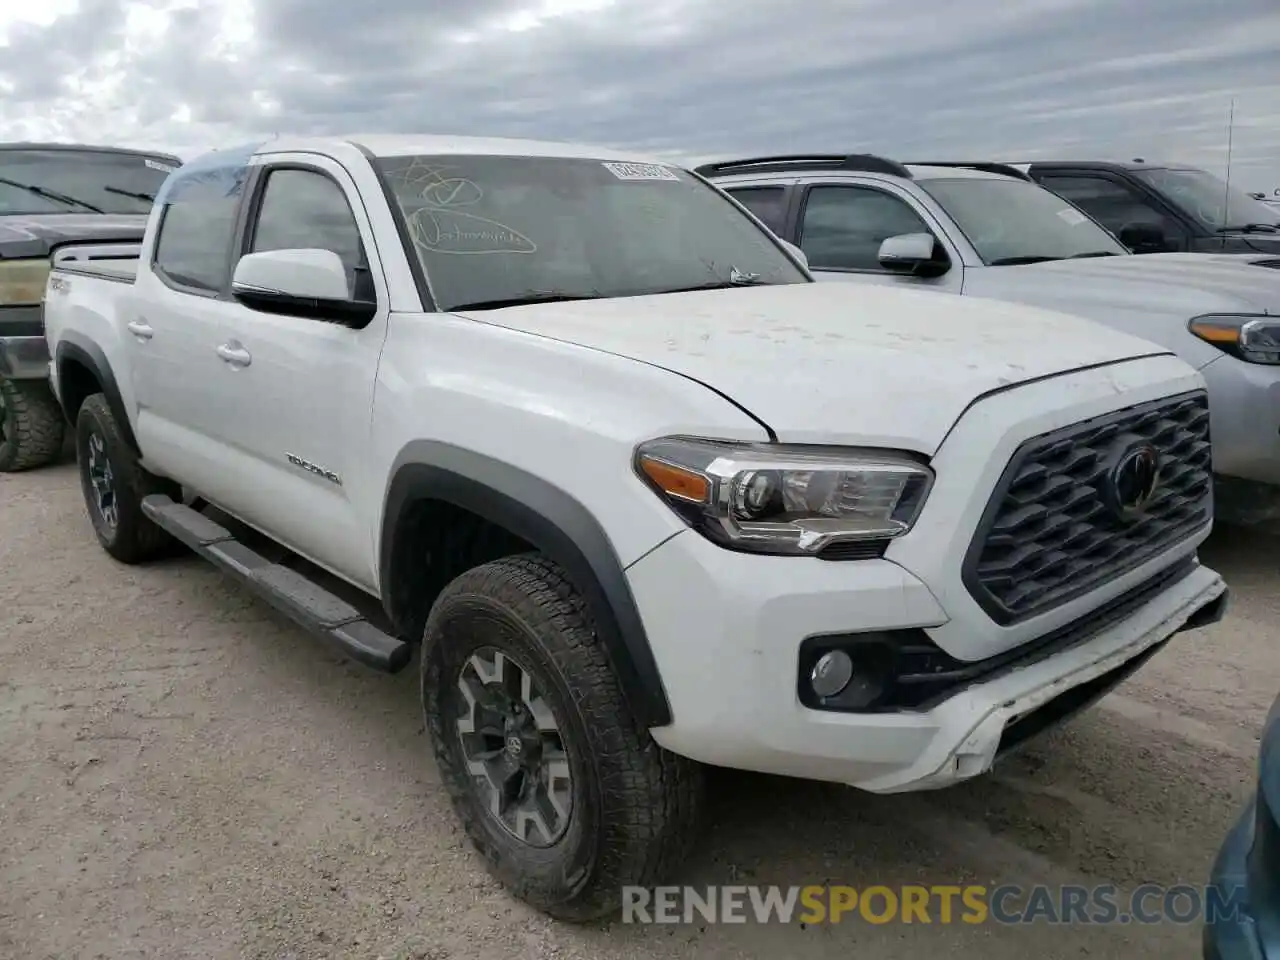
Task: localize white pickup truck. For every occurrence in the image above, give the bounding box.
[44,135,1228,920]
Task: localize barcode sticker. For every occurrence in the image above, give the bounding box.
[601,161,680,182]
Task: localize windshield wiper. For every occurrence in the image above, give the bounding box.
[1068,251,1121,258]
[1217,223,1279,234]
[0,176,104,213]
[988,255,1061,265]
[448,292,602,311]
[103,185,156,203]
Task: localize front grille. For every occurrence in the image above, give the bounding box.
[963,390,1212,625]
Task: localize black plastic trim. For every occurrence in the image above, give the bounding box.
[910,161,1034,181]
[381,440,672,728]
[53,331,140,452]
[697,154,913,179]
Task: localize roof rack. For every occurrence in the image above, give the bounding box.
[694,153,913,179]
[908,161,1033,181]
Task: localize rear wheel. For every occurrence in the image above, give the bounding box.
[0,377,65,472]
[421,554,703,921]
[75,393,174,564]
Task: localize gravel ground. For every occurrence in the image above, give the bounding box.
[2,460,1277,960]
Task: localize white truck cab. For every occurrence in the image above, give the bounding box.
[43,135,1228,920]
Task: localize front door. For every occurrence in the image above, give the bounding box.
[210,155,392,590]
[794,183,964,294]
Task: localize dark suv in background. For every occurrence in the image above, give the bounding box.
[0,142,180,472]
[1014,159,1280,257]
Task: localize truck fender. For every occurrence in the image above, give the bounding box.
[54,332,140,454]
[380,440,673,729]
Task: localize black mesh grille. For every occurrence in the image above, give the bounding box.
[963,390,1212,625]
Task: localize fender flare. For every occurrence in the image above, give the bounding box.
[381,440,673,729]
[54,332,140,454]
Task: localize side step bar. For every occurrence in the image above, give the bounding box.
[141,494,411,674]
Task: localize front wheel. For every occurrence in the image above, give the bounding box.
[0,376,66,472]
[421,554,703,922]
[75,393,174,564]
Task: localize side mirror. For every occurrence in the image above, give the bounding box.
[232,248,375,325]
[1117,222,1168,253]
[779,239,808,268]
[878,233,950,277]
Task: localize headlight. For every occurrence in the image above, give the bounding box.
[634,437,933,557]
[1188,314,1280,365]
[0,258,51,306]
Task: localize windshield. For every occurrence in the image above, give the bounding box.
[0,148,179,216]
[1130,167,1280,231]
[919,177,1129,265]
[374,154,809,311]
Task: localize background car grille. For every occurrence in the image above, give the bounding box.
[963,390,1212,626]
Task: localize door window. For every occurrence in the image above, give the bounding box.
[248,168,371,299]
[725,186,788,234]
[798,186,933,271]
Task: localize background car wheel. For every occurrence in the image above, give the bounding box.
[0,376,66,472]
[75,393,175,564]
[422,553,703,922]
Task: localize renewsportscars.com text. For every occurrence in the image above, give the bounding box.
[621,883,1247,925]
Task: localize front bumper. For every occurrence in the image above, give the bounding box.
[627,528,1227,792]
[0,334,50,380]
[1200,354,1280,488]
[0,305,48,380]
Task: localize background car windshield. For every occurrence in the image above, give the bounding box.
[0,148,179,216]
[1131,167,1280,230]
[375,154,809,310]
[920,177,1129,264]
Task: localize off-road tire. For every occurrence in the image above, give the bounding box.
[75,393,174,564]
[422,553,703,922]
[0,376,66,472]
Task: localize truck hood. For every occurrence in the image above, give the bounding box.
[0,213,149,260]
[454,282,1169,453]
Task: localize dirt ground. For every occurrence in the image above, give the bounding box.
[2,461,1277,960]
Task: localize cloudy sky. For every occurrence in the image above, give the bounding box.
[1,0,1278,190]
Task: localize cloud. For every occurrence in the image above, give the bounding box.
[0,0,1277,189]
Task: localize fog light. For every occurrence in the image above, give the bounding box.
[810,650,854,698]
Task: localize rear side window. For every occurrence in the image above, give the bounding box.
[726,186,788,234]
[153,182,242,293]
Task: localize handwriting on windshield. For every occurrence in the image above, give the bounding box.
[393,159,536,255]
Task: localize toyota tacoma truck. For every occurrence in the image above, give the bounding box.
[44,135,1228,921]
[699,154,1280,528]
[0,141,180,471]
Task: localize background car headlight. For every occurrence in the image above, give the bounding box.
[0,258,52,306]
[634,436,933,557]
[1189,314,1280,365]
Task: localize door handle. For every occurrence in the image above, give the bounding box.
[216,342,252,367]
[126,319,154,341]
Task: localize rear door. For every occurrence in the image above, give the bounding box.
[209,154,392,589]
[129,163,246,483]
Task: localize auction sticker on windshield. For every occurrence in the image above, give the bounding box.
[602,161,680,182]
[145,159,179,173]
[1056,207,1088,226]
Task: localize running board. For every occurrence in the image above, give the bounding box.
[141,494,411,674]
